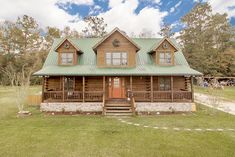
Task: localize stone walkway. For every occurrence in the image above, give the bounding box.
[117,118,235,132]
[194,93,235,115]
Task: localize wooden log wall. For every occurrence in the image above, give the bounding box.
[85,77,103,91]
[132,76,151,101]
[75,77,83,91]
[173,76,187,91]
[45,76,62,91]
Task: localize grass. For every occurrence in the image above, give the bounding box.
[0,86,235,157]
[194,86,235,101]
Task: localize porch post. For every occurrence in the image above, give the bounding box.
[103,76,105,98]
[191,76,194,102]
[130,76,133,91]
[41,76,45,102]
[62,76,65,102]
[171,76,173,102]
[150,76,153,102]
[83,76,85,102]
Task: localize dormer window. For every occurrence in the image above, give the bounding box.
[105,52,128,66]
[159,51,172,64]
[61,53,74,65]
[149,38,178,66]
[55,38,82,66]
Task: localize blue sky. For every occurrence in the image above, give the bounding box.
[55,0,235,35]
[0,0,235,37]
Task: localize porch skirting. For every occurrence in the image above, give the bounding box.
[136,102,196,113]
[41,102,196,113]
[40,102,103,112]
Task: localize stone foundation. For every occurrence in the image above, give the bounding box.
[136,102,195,113]
[40,102,102,112]
[41,102,195,113]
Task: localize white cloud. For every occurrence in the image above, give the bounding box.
[169,1,182,13]
[100,0,167,37]
[0,0,167,37]
[0,0,88,30]
[170,7,175,13]
[208,0,235,18]
[58,0,93,5]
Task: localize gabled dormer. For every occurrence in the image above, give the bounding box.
[54,38,82,65]
[149,38,178,66]
[93,28,140,68]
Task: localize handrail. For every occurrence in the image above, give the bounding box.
[102,93,105,115]
[129,91,136,115]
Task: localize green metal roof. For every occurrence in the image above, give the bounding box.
[34,38,202,76]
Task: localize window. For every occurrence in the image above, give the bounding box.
[113,78,120,88]
[159,51,172,64]
[159,77,171,91]
[105,52,128,66]
[61,53,73,65]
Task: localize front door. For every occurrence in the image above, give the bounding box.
[109,77,125,99]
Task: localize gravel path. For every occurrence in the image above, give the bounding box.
[194,93,235,115]
[117,118,235,132]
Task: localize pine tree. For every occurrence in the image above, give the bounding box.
[82,16,107,37]
[179,3,234,76]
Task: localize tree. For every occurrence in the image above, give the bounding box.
[82,16,107,37]
[1,52,41,114]
[61,26,81,38]
[15,15,42,53]
[179,3,234,76]
[0,21,17,54]
[139,28,155,38]
[44,26,61,49]
[159,23,175,37]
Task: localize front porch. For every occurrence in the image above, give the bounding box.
[42,76,194,103]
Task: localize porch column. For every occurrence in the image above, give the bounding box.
[41,76,45,102]
[150,76,153,102]
[103,76,106,98]
[62,76,65,102]
[130,76,133,91]
[171,76,173,102]
[191,76,194,102]
[82,76,85,102]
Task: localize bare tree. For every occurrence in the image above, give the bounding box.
[82,16,107,37]
[1,53,41,116]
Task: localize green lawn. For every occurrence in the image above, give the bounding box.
[194,86,235,101]
[0,86,235,157]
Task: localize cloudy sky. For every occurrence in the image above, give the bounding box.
[0,0,235,37]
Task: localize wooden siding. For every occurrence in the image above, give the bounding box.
[173,76,186,91]
[153,39,176,65]
[57,39,78,65]
[45,76,62,91]
[96,31,137,68]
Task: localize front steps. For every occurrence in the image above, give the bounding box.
[104,100,134,116]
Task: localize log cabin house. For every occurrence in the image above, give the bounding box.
[34,27,202,115]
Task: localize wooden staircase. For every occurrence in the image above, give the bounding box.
[103,99,134,116]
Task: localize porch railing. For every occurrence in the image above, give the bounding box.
[132,91,192,102]
[84,91,103,102]
[132,91,151,102]
[43,90,192,102]
[43,91,103,102]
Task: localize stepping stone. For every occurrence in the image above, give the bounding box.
[134,124,140,126]
[217,128,223,131]
[144,126,149,128]
[153,127,159,129]
[206,128,214,131]
[184,128,191,131]
[195,128,202,131]
[162,127,168,130]
[227,128,235,131]
[173,128,180,131]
